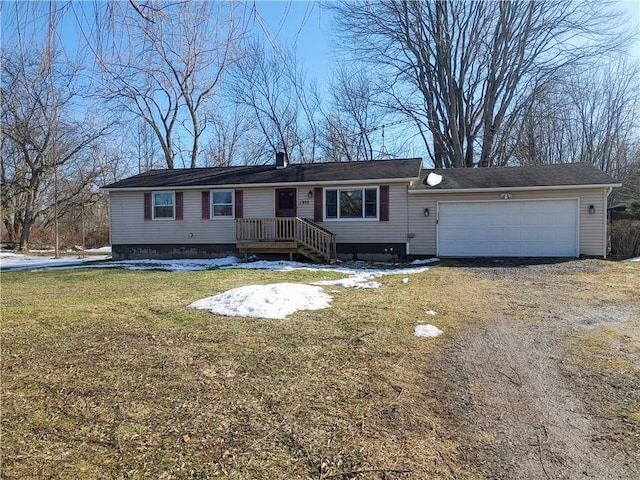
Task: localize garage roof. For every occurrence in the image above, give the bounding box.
[103,158,423,190]
[414,162,620,190]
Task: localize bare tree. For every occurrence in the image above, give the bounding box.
[511,60,640,177]
[200,103,248,167]
[132,119,161,173]
[90,1,245,168]
[228,41,321,164]
[321,66,387,162]
[1,48,109,250]
[333,0,634,168]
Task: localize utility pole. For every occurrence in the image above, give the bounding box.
[54,164,59,258]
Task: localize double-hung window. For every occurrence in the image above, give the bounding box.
[324,187,378,220]
[153,192,175,219]
[211,190,234,218]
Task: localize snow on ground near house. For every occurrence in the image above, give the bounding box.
[2,253,437,320]
[629,257,640,262]
[108,256,240,272]
[0,253,240,272]
[86,246,112,253]
[414,324,443,338]
[0,252,111,271]
[411,257,440,265]
[1,252,439,276]
[188,283,332,320]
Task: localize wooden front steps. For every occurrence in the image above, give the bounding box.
[236,218,336,263]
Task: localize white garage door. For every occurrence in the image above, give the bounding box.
[437,199,579,257]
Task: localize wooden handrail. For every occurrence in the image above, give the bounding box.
[237,217,336,262]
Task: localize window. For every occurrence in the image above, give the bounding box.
[211,190,234,218]
[325,187,378,220]
[153,192,175,219]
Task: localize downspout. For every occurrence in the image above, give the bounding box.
[406,185,410,256]
[603,187,613,259]
[108,192,113,258]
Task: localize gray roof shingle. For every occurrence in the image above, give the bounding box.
[414,162,619,190]
[103,158,423,189]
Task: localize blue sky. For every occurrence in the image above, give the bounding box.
[2,0,638,165]
[252,1,334,88]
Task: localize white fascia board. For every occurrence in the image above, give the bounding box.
[408,183,622,194]
[102,177,420,192]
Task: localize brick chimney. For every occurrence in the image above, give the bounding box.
[276,151,288,169]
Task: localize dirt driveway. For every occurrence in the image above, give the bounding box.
[429,259,640,479]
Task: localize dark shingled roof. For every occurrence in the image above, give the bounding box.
[415,162,619,190]
[103,158,423,189]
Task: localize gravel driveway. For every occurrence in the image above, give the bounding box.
[431,259,640,479]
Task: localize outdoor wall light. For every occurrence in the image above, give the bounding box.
[424,208,430,217]
[308,190,313,199]
[500,192,512,199]
[589,205,595,214]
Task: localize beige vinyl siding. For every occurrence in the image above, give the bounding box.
[407,188,609,256]
[110,190,236,245]
[110,184,413,247]
[242,187,315,218]
[242,187,276,217]
[579,188,608,256]
[407,197,438,256]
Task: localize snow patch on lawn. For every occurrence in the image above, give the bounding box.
[414,324,443,338]
[189,262,435,318]
[188,283,332,319]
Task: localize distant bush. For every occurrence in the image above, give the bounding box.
[610,220,640,258]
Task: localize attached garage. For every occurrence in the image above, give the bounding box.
[437,199,579,257]
[407,163,621,258]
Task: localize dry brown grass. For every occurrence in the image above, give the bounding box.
[1,265,476,479]
[6,260,636,479]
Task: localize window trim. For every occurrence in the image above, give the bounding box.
[323,186,380,221]
[152,191,175,220]
[210,189,235,219]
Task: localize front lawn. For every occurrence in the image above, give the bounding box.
[1,266,464,479]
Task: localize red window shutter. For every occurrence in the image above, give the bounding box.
[202,191,210,219]
[175,191,183,220]
[234,190,243,218]
[144,192,152,220]
[380,185,389,221]
[313,188,323,221]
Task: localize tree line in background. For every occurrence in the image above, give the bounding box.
[1,0,639,251]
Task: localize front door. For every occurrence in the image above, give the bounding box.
[275,188,297,217]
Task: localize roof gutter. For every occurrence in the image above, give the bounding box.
[408,183,622,194]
